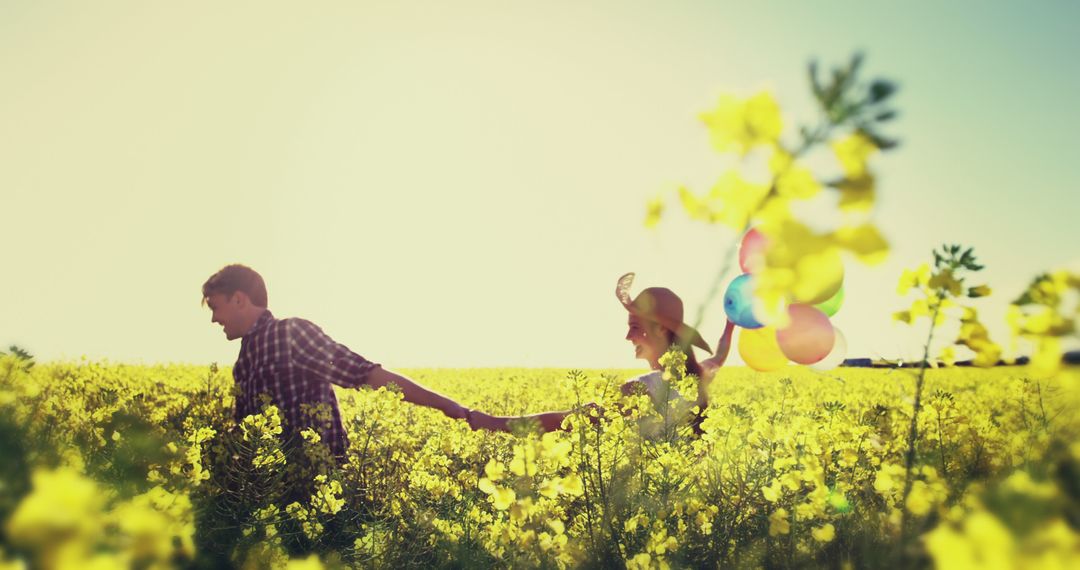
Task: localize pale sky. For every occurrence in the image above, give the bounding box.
[2,1,1078,368]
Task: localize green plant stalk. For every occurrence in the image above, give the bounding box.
[689,114,836,333]
[935,406,949,478]
[898,292,943,538]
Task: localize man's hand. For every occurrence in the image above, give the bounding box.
[367,368,472,421]
[579,402,604,426]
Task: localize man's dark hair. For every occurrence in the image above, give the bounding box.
[202,264,268,308]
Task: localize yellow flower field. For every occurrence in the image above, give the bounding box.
[1,356,1077,569]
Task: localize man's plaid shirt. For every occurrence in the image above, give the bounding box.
[233,310,379,459]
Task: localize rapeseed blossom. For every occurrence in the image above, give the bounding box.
[1,355,1077,568]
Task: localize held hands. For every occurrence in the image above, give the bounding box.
[466,410,508,432]
[465,408,594,433]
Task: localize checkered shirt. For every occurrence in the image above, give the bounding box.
[232,310,379,459]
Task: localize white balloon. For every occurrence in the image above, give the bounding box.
[810,327,847,371]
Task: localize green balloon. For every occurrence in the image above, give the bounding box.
[814,285,844,317]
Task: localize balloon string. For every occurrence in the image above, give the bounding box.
[690,219,751,333]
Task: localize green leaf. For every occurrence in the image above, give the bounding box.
[868,80,897,103]
[861,129,899,150]
[874,110,898,122]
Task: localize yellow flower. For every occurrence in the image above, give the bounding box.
[925,524,977,569]
[776,166,821,200]
[312,476,344,516]
[547,519,565,535]
[509,497,536,523]
[909,298,931,320]
[538,479,559,499]
[559,474,584,497]
[832,224,889,265]
[897,264,930,295]
[5,467,104,549]
[509,443,537,477]
[484,459,505,482]
[701,92,783,155]
[285,554,325,570]
[874,463,901,495]
[905,481,933,516]
[939,346,957,367]
[832,132,877,178]
[707,171,770,229]
[678,186,710,222]
[768,508,790,536]
[540,433,572,463]
[644,196,664,229]
[769,147,793,174]
[624,512,649,534]
[762,480,783,503]
[812,523,836,543]
[627,553,652,570]
[478,477,497,495]
[1031,337,1062,376]
[780,471,802,492]
[965,511,1016,566]
[491,487,515,511]
[749,220,846,318]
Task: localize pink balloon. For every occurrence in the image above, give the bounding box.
[776,304,835,365]
[738,228,768,274]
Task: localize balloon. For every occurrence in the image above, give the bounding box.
[810,327,848,370]
[814,286,845,317]
[791,249,844,305]
[738,228,768,274]
[724,274,764,329]
[738,326,788,372]
[776,304,835,364]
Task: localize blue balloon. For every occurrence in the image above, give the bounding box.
[724,274,764,329]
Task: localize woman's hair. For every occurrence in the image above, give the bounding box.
[659,327,704,378]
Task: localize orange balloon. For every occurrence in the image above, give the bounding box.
[777,304,835,364]
[738,326,788,372]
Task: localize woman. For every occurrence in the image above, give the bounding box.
[467,273,736,433]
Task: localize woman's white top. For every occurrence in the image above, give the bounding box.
[625,371,696,439]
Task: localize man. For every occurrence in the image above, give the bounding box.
[202,264,472,461]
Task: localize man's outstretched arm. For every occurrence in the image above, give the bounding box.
[365,367,469,421]
[287,318,470,423]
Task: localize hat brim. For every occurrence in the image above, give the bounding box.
[624,304,713,354]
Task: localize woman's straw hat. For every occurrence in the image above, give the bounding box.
[615,272,711,354]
